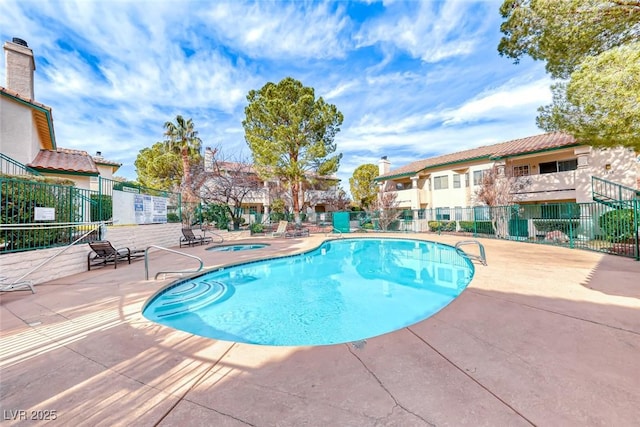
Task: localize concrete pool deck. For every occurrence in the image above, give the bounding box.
[1,233,639,426]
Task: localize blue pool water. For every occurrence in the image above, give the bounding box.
[143,238,474,346]
[207,243,269,252]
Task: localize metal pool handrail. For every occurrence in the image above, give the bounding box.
[144,245,204,280]
[455,240,487,266]
[325,227,344,238]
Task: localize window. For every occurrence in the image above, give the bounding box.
[453,174,461,188]
[465,173,470,187]
[539,159,578,174]
[433,175,449,190]
[436,207,450,220]
[558,159,578,172]
[513,165,529,176]
[395,182,407,190]
[473,169,490,185]
[454,207,463,220]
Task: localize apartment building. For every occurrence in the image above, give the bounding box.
[202,147,340,218]
[375,133,639,216]
[0,38,120,187]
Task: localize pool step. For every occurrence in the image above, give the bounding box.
[150,280,234,318]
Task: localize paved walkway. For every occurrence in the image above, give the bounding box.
[1,234,639,426]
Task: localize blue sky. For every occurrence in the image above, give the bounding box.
[0,0,552,188]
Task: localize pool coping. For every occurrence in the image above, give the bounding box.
[1,232,639,425]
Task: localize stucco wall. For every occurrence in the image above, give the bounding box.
[0,223,182,286]
[0,96,40,165]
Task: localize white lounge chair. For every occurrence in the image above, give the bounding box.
[0,276,35,294]
[272,220,289,237]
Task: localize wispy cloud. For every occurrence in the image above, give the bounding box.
[0,0,551,189]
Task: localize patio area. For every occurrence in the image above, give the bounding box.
[1,233,639,426]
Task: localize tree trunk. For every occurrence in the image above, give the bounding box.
[291,181,301,225]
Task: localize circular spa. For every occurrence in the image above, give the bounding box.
[206,243,269,252]
[143,238,475,346]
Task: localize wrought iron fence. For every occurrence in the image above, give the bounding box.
[0,176,182,253]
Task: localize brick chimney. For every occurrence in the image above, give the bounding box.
[4,37,35,99]
[379,156,390,176]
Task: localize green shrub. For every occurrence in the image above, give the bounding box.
[598,209,636,242]
[167,213,180,223]
[428,221,456,232]
[533,220,580,234]
[458,221,494,234]
[90,194,112,221]
[1,177,78,251]
[249,223,264,234]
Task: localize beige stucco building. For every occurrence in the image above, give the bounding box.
[0,38,120,187]
[376,133,639,214]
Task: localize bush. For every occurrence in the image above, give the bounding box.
[90,194,112,221]
[428,221,456,232]
[533,219,580,235]
[458,221,494,234]
[167,213,180,223]
[599,209,636,242]
[249,223,264,234]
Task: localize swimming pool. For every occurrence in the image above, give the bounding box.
[207,243,269,252]
[143,238,474,346]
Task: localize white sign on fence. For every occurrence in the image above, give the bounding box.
[112,190,168,225]
[34,207,55,221]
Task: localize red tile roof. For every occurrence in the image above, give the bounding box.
[27,149,99,175]
[377,132,579,180]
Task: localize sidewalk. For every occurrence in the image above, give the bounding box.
[1,234,639,426]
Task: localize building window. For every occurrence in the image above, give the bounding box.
[473,169,489,185]
[433,175,448,190]
[436,207,450,220]
[453,174,461,188]
[395,182,408,190]
[513,165,529,176]
[539,159,578,174]
[454,206,463,220]
[465,173,470,187]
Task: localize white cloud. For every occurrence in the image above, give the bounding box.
[356,0,494,62]
[0,0,552,187]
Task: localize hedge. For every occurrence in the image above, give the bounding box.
[458,221,494,234]
[428,221,456,232]
[598,209,636,242]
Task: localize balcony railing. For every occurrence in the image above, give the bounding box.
[516,170,576,194]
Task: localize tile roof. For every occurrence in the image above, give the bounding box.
[93,156,122,168]
[377,132,578,180]
[27,149,99,175]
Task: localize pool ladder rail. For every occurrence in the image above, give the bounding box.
[144,245,204,280]
[455,240,487,266]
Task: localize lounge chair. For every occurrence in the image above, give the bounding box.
[88,241,132,270]
[0,276,35,294]
[272,221,289,237]
[180,228,213,247]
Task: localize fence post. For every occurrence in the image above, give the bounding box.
[635,198,639,261]
[98,176,103,222]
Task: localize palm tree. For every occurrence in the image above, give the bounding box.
[164,115,202,203]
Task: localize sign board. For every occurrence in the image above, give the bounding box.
[113,190,168,225]
[121,186,140,194]
[34,207,55,221]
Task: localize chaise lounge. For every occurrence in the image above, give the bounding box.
[180,228,213,247]
[88,241,132,270]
